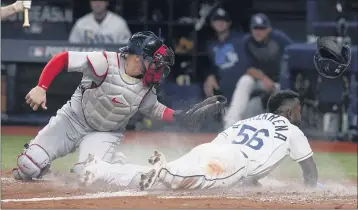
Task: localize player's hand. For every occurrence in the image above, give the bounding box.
[203,75,219,97]
[25,86,47,111]
[13,0,31,12]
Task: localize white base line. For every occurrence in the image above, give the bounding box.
[1,194,235,203]
[1,191,148,203]
[157,195,241,199]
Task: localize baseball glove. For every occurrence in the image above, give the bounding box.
[174,95,227,130]
[313,37,351,79]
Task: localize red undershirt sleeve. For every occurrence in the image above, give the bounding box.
[37,51,69,90]
[162,107,174,122]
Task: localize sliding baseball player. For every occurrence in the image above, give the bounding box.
[80,90,319,190]
[1,1,31,19]
[12,31,226,181]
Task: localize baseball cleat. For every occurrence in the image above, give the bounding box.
[139,151,166,191]
[79,153,101,186]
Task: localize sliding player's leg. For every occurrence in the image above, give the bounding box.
[140,143,249,190]
[80,153,151,188]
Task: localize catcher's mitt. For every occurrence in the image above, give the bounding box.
[174,95,227,130]
[313,37,351,79]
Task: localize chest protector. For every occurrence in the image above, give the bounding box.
[81,52,150,131]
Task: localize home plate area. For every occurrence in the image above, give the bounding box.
[1,175,357,209]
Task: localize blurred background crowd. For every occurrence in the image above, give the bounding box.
[1,0,357,142]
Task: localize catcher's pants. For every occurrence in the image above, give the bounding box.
[27,102,124,174]
[157,143,249,189]
[224,74,280,129]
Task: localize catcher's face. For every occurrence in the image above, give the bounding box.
[141,57,172,87]
[141,45,174,87]
[125,55,144,77]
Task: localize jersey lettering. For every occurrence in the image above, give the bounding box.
[272,119,288,141]
[255,113,289,142]
[231,113,289,148]
[232,124,269,150]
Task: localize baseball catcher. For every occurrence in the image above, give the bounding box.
[12,31,227,181]
[314,37,351,79]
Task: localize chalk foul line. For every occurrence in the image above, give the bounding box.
[1,191,148,203]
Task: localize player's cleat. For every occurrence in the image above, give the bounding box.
[79,153,102,186]
[139,151,166,191]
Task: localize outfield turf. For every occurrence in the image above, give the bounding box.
[1,135,357,180]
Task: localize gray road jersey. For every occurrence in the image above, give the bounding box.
[84,52,152,131]
[71,52,151,131]
[66,51,166,132]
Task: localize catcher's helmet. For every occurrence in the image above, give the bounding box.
[313,37,351,79]
[120,31,175,87]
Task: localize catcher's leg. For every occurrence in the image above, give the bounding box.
[75,131,150,187]
[12,110,84,181]
[140,143,248,190]
[71,132,123,175]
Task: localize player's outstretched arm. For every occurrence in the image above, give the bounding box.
[288,125,318,187]
[172,95,227,130]
[26,51,71,111]
[25,50,106,111]
[298,156,318,187]
[139,93,227,130]
[1,1,31,19]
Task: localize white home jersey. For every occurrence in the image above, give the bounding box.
[69,11,131,45]
[212,113,313,179]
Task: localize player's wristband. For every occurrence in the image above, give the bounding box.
[37,85,48,91]
[162,108,174,122]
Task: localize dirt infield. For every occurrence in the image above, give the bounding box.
[1,174,357,209]
[1,126,357,208]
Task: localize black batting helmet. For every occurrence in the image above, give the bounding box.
[313,37,351,79]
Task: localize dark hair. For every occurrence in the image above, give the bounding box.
[267,90,300,113]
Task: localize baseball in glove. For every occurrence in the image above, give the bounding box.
[173,95,227,130]
[313,37,351,79]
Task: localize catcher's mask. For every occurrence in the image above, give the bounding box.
[120,31,175,87]
[313,37,351,79]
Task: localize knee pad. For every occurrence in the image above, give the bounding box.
[12,168,32,181]
[16,144,50,179]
